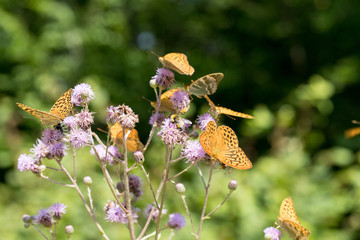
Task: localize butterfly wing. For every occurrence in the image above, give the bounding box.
[199,121,217,157]
[110,123,144,152]
[16,103,63,125]
[279,197,300,223]
[49,88,73,119]
[215,106,254,119]
[188,73,224,98]
[345,126,360,138]
[151,88,189,114]
[216,126,252,170]
[159,53,194,76]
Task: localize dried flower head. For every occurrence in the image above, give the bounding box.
[107,105,139,129]
[151,68,175,89]
[71,83,94,106]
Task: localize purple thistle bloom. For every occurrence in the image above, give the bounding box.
[145,204,168,222]
[41,129,63,145]
[170,90,190,112]
[17,154,36,172]
[63,116,78,130]
[196,113,215,131]
[157,118,188,147]
[181,140,207,163]
[148,112,166,127]
[90,145,120,165]
[129,175,142,192]
[104,202,139,224]
[76,109,94,130]
[31,140,50,161]
[106,105,119,123]
[71,83,94,106]
[34,209,53,228]
[106,105,139,129]
[49,203,67,220]
[48,142,68,159]
[264,227,282,240]
[151,68,175,89]
[168,213,186,230]
[68,128,91,149]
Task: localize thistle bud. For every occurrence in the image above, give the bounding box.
[175,183,186,194]
[228,179,238,191]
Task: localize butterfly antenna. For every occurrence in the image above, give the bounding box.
[97,128,108,134]
[147,50,160,58]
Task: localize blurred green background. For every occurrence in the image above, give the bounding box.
[1,0,360,239]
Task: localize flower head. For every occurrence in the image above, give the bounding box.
[157,118,188,147]
[170,90,190,112]
[134,151,144,163]
[106,105,139,129]
[48,142,68,159]
[49,203,67,220]
[34,209,53,228]
[148,112,166,127]
[264,227,282,240]
[17,154,36,172]
[31,140,50,161]
[168,213,186,230]
[76,109,94,130]
[63,116,78,130]
[68,128,91,149]
[129,175,142,192]
[145,204,168,222]
[71,83,94,106]
[41,129,63,145]
[151,68,175,89]
[90,145,120,165]
[181,140,207,163]
[196,113,215,131]
[104,202,139,224]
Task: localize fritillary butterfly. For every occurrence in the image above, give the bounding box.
[109,122,144,152]
[16,89,73,125]
[199,121,252,170]
[150,88,190,114]
[277,197,311,240]
[187,73,224,98]
[159,52,195,76]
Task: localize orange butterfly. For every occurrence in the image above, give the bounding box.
[159,53,195,76]
[345,120,360,138]
[277,197,311,240]
[109,122,144,152]
[204,95,254,119]
[16,89,73,125]
[150,88,190,114]
[199,121,252,170]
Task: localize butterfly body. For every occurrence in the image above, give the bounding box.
[16,89,73,125]
[187,73,224,98]
[199,121,252,170]
[278,197,311,240]
[159,53,194,76]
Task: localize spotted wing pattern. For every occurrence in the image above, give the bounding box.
[159,53,194,76]
[188,73,224,98]
[150,88,189,114]
[110,122,144,152]
[16,88,73,125]
[278,197,311,240]
[199,121,252,170]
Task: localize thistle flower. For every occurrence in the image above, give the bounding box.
[134,151,144,163]
[228,180,238,191]
[68,128,91,149]
[63,116,78,130]
[106,104,139,129]
[196,113,215,131]
[76,109,94,130]
[49,203,67,220]
[106,105,119,123]
[71,83,94,106]
[31,140,49,161]
[90,145,120,165]
[145,204,168,222]
[170,90,190,112]
[48,142,68,159]
[41,129,63,145]
[65,225,74,235]
[151,68,175,89]
[34,209,53,228]
[148,112,166,127]
[264,227,282,240]
[181,140,207,163]
[168,213,186,230]
[104,202,139,224]
[17,154,36,172]
[157,118,188,147]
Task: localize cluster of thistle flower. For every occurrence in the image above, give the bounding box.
[16,66,245,240]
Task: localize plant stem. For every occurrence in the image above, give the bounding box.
[204,191,233,219]
[180,194,196,234]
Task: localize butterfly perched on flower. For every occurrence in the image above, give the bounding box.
[16,89,73,125]
[199,121,252,170]
[187,73,224,98]
[277,197,311,240]
[150,88,190,114]
[204,95,254,119]
[158,52,195,76]
[109,122,144,152]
